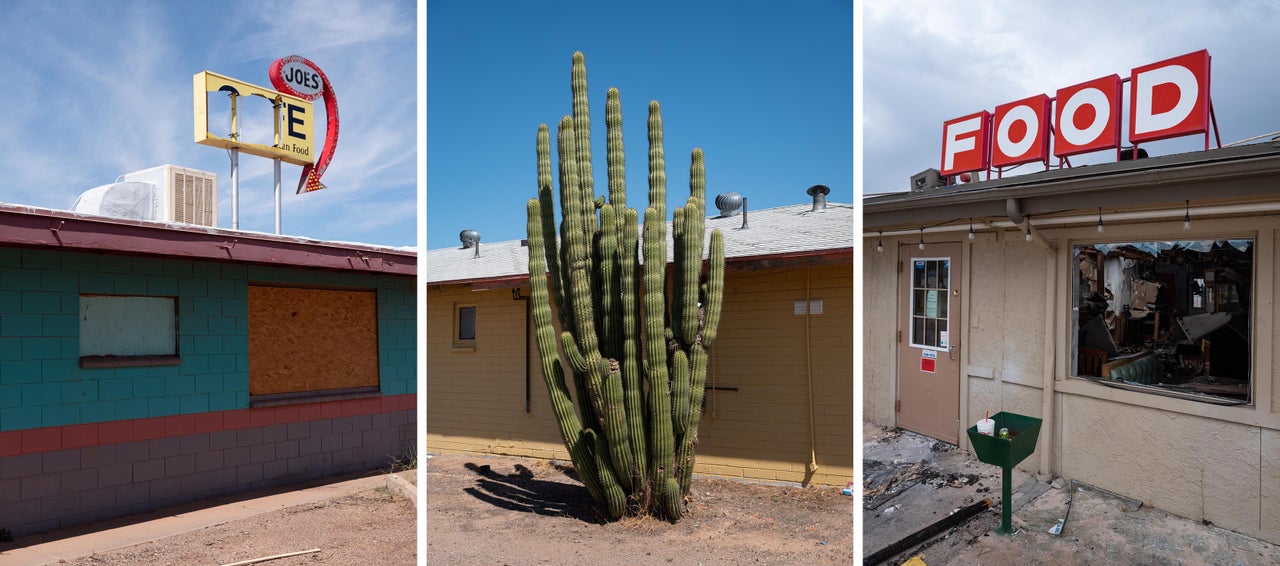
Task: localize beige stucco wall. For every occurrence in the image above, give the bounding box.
[426,262,853,487]
[863,214,1280,544]
[862,242,897,425]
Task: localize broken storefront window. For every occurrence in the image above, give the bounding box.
[1072,239,1252,405]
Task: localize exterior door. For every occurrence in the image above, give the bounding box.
[897,242,962,444]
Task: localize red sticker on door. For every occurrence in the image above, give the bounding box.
[921,351,937,373]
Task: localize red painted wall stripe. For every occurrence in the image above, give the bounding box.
[0,394,415,457]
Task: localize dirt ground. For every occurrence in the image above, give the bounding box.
[59,486,416,565]
[425,452,854,564]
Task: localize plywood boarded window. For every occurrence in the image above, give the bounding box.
[248,285,379,396]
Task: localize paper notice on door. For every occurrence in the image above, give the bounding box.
[921,352,936,373]
[940,331,949,348]
[925,290,939,318]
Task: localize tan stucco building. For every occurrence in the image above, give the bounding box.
[864,142,1280,544]
[427,198,853,487]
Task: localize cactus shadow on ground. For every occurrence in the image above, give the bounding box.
[462,462,600,523]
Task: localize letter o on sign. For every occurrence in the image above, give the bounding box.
[1054,74,1121,158]
[1059,88,1110,146]
[992,94,1049,168]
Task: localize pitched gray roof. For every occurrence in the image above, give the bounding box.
[426,202,852,284]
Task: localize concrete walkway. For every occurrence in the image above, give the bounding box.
[862,423,1280,565]
[0,471,417,566]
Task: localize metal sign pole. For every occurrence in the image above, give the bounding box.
[231,148,240,230]
[274,158,282,234]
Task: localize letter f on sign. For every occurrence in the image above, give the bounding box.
[941,111,990,176]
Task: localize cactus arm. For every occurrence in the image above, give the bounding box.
[536,125,565,322]
[647,102,667,224]
[670,349,690,435]
[678,343,709,494]
[525,199,606,505]
[584,428,625,519]
[571,52,595,246]
[702,230,725,346]
[619,208,647,486]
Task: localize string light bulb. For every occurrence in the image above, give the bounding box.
[968,217,975,240]
[1096,207,1104,234]
[1183,200,1191,230]
[918,226,925,251]
[1025,214,1033,242]
[876,230,883,253]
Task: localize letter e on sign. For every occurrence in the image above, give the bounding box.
[1130,49,1210,143]
[1055,74,1122,158]
[940,111,990,177]
[992,94,1049,168]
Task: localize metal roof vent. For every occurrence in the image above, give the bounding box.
[460,229,482,258]
[806,184,830,212]
[714,192,743,217]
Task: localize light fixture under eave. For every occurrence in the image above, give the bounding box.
[1097,207,1104,234]
[1183,200,1191,230]
[876,230,883,253]
[1025,214,1033,242]
[918,226,925,250]
[968,217,974,240]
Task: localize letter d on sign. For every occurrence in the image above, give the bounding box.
[1130,49,1210,144]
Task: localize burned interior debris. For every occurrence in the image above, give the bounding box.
[1072,239,1252,404]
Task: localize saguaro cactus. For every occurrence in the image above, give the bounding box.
[526,52,724,521]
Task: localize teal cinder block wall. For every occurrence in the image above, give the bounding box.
[0,247,417,432]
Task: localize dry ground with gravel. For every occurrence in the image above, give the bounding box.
[59,486,416,565]
[425,452,853,565]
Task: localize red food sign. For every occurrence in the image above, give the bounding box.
[270,55,339,193]
[940,50,1212,175]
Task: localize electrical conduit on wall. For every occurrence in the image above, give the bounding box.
[806,266,819,479]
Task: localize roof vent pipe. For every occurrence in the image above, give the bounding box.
[806,184,830,212]
[460,229,482,258]
[714,192,743,217]
[740,197,749,230]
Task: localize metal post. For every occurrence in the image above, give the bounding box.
[274,158,282,234]
[231,148,240,230]
[1000,465,1013,534]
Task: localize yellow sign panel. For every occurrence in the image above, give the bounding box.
[193,71,315,166]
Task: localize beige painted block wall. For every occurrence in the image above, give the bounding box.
[699,263,853,486]
[426,262,853,487]
[425,285,565,454]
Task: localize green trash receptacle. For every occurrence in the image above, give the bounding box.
[966,411,1042,534]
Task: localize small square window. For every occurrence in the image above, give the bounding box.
[455,304,476,349]
[80,295,180,368]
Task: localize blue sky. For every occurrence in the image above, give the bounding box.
[426,0,853,248]
[864,0,1280,194]
[0,0,417,247]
